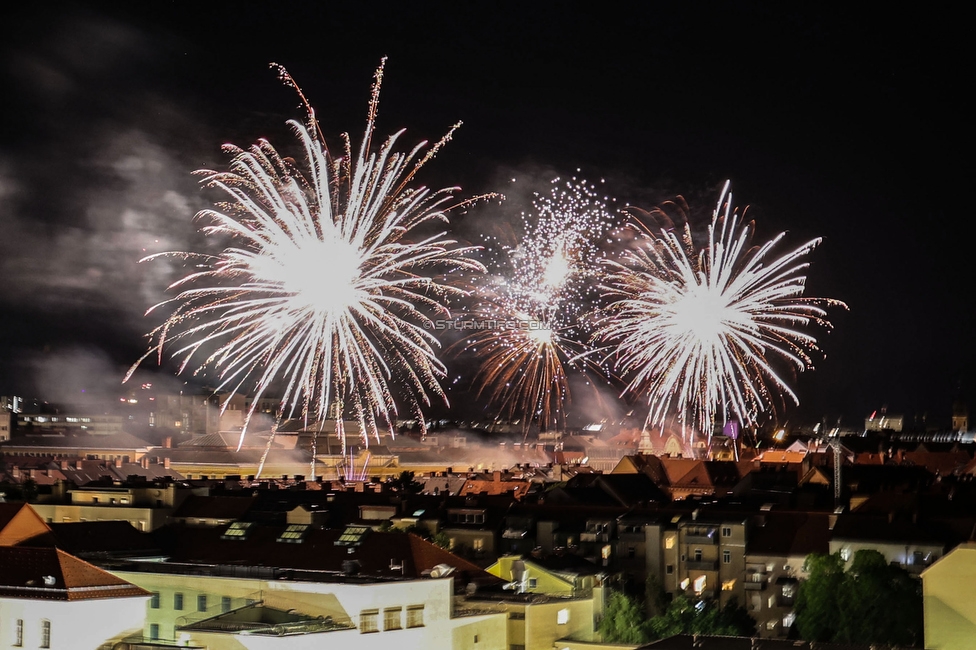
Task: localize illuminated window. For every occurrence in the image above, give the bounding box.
[680,578,690,590]
[557,608,570,625]
[336,525,370,547]
[722,580,736,591]
[221,521,255,540]
[665,535,676,550]
[782,583,795,598]
[278,524,310,543]
[693,575,707,594]
[384,607,402,630]
[360,609,379,633]
[601,545,612,560]
[783,612,796,627]
[840,546,852,562]
[766,620,777,631]
[406,605,425,628]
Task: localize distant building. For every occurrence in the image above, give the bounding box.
[864,411,903,432]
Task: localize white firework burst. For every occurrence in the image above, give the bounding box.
[595,181,845,435]
[129,60,484,451]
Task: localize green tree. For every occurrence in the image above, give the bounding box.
[794,552,846,641]
[796,550,922,647]
[599,591,650,644]
[646,596,755,639]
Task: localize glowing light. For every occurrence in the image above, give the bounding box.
[129,60,484,450]
[596,181,845,437]
[457,177,616,432]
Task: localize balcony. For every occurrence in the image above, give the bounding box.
[744,574,767,590]
[685,560,718,572]
[683,532,718,545]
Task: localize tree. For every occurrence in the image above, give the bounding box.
[795,550,922,647]
[646,596,755,640]
[599,591,651,644]
[794,552,846,641]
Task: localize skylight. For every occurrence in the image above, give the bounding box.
[334,525,370,547]
[221,521,255,540]
[277,524,310,544]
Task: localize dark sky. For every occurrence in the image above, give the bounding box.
[0,2,972,428]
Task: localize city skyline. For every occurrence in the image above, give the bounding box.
[0,2,972,429]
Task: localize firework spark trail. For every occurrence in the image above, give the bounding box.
[128,60,485,451]
[457,176,617,432]
[595,181,845,437]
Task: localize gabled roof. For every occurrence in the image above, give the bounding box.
[0,546,149,600]
[0,502,52,546]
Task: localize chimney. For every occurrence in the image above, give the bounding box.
[60,460,69,470]
[493,470,502,483]
[163,457,171,470]
[163,436,172,449]
[115,457,123,468]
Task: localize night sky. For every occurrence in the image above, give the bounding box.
[1,2,972,429]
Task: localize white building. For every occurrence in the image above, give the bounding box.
[0,546,148,650]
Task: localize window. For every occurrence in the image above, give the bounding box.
[723,549,732,564]
[783,612,796,627]
[766,619,777,631]
[174,592,184,610]
[665,535,676,550]
[557,608,570,625]
[384,607,402,630]
[693,575,706,594]
[473,538,484,552]
[197,594,208,612]
[406,605,425,628]
[628,546,636,558]
[840,546,852,562]
[782,583,796,598]
[722,579,736,591]
[680,578,690,590]
[722,526,732,537]
[694,548,702,562]
[666,564,674,574]
[360,609,379,633]
[528,578,538,589]
[222,596,232,613]
[40,620,51,649]
[149,624,159,640]
[150,591,160,608]
[14,619,23,647]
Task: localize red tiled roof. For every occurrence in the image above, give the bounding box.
[0,547,149,600]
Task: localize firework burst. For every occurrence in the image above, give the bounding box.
[595,181,845,436]
[456,176,617,432]
[128,60,484,451]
